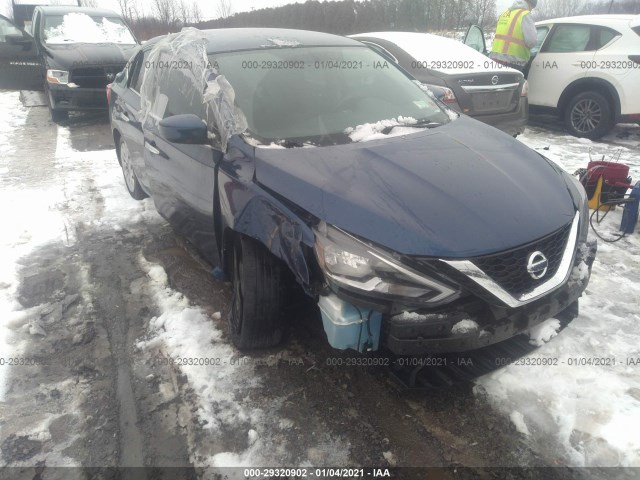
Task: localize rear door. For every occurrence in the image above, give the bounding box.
[0,14,41,90]
[113,49,150,189]
[143,56,222,261]
[527,23,596,107]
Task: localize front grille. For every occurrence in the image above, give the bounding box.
[470,222,573,297]
[70,65,125,88]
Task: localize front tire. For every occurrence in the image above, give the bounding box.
[229,235,286,349]
[50,107,68,122]
[564,91,613,140]
[119,138,147,200]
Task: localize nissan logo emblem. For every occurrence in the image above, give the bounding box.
[527,251,548,280]
[491,75,499,85]
[106,73,115,81]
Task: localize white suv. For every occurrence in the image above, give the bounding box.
[465,15,640,139]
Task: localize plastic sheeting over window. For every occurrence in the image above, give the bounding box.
[138,28,247,151]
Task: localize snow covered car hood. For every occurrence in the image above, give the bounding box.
[44,43,138,70]
[253,116,576,258]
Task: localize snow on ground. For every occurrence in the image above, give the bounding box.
[135,256,352,471]
[475,124,640,468]
[1,91,351,470]
[0,90,159,401]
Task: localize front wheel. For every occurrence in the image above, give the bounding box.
[50,108,68,123]
[564,91,613,140]
[229,235,286,349]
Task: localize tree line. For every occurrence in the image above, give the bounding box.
[113,0,640,40]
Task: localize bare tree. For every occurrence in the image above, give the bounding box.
[535,0,584,19]
[216,0,233,19]
[4,0,14,20]
[191,1,202,24]
[152,0,179,28]
[475,0,497,28]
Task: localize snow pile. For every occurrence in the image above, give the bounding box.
[451,319,479,335]
[510,411,530,436]
[137,255,259,432]
[44,13,136,44]
[476,124,640,468]
[527,318,561,347]
[136,257,352,469]
[345,116,421,143]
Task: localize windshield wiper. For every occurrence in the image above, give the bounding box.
[381,120,442,134]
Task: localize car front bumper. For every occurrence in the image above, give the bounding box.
[47,83,107,111]
[381,238,597,355]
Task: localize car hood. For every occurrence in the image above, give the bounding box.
[253,116,576,258]
[44,43,137,69]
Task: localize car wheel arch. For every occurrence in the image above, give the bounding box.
[219,195,315,289]
[558,78,621,121]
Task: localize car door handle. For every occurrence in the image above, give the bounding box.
[145,141,160,155]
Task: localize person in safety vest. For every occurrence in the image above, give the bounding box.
[489,0,537,72]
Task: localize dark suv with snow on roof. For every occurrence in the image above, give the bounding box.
[0,6,138,121]
[109,28,597,355]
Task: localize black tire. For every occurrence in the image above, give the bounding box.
[564,91,613,140]
[229,235,286,349]
[118,138,147,200]
[45,84,69,122]
[50,107,68,122]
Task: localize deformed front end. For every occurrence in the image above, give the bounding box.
[312,214,597,355]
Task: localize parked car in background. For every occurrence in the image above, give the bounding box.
[465,15,640,139]
[110,28,595,355]
[0,6,138,121]
[350,32,529,136]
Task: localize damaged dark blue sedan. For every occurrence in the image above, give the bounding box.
[108,28,597,354]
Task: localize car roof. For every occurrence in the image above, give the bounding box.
[35,6,120,16]
[152,28,364,54]
[536,14,639,27]
[349,31,520,74]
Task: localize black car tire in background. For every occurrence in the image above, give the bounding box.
[118,138,147,200]
[229,234,286,350]
[564,91,613,140]
[45,84,69,123]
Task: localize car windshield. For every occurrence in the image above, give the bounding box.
[209,46,452,145]
[43,13,136,45]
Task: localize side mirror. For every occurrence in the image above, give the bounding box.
[6,34,34,48]
[159,114,208,144]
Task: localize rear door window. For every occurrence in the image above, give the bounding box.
[150,52,205,121]
[595,27,620,49]
[544,24,592,53]
[130,51,147,93]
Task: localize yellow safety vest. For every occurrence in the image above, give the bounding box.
[492,8,531,62]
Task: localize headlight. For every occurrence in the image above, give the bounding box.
[314,222,459,304]
[46,70,69,85]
